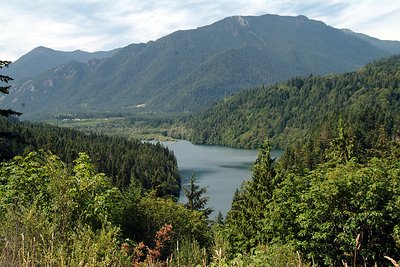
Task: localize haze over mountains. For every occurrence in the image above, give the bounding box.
[2,14,400,119]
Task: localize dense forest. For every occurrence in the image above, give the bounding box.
[2,53,400,266]
[220,126,400,266]
[2,119,400,266]
[187,55,400,149]
[1,59,211,265]
[0,119,180,196]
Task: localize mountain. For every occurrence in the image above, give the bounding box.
[2,14,398,119]
[3,46,120,81]
[186,55,400,149]
[342,29,400,54]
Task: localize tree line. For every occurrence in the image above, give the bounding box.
[186,55,400,150]
[220,122,400,266]
[0,119,180,196]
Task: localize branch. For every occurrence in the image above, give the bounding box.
[0,61,11,68]
[0,109,22,117]
[0,74,13,83]
[0,85,11,94]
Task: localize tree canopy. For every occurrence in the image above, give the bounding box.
[186,55,400,150]
[222,128,400,266]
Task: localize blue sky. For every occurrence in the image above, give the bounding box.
[2,0,400,61]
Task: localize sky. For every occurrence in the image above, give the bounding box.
[2,0,400,61]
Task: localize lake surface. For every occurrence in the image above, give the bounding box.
[160,140,283,218]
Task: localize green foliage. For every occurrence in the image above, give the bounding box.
[267,155,400,266]
[188,55,400,149]
[120,192,211,250]
[224,140,278,255]
[0,151,122,231]
[0,119,180,197]
[327,119,355,163]
[222,244,310,267]
[0,151,123,266]
[222,127,400,266]
[0,150,217,266]
[208,113,400,266]
[167,239,208,267]
[209,230,310,267]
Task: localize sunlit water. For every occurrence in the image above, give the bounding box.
[159,140,283,218]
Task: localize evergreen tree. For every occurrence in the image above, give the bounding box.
[328,119,355,163]
[214,211,224,225]
[224,139,278,255]
[183,172,213,218]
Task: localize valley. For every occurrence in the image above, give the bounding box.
[1,10,400,267]
[45,114,178,142]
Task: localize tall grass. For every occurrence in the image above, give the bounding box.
[0,206,123,267]
[166,239,207,267]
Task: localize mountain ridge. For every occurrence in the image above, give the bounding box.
[341,28,400,54]
[4,46,121,81]
[2,14,399,119]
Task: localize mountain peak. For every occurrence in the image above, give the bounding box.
[32,46,54,53]
[3,13,399,118]
[295,15,309,20]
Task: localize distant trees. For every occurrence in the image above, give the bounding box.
[0,120,180,195]
[188,55,400,150]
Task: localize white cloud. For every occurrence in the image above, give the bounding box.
[272,0,400,40]
[1,0,400,61]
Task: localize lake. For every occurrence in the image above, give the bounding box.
[160,140,283,218]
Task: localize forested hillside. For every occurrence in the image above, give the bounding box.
[2,14,395,118]
[0,119,180,196]
[0,138,210,266]
[0,117,212,266]
[2,57,400,267]
[187,55,400,149]
[219,129,400,266]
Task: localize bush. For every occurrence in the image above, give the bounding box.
[0,151,124,266]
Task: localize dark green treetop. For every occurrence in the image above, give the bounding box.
[183,172,213,218]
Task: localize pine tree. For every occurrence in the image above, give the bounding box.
[329,119,354,163]
[183,172,213,217]
[214,211,224,225]
[224,139,278,254]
